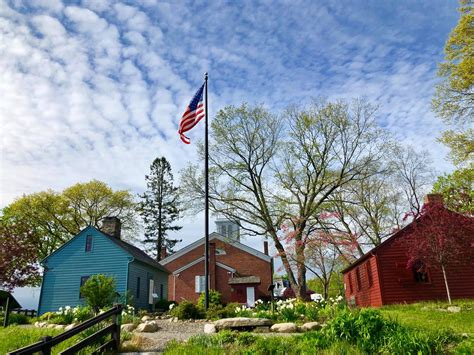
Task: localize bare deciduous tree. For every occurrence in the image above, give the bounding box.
[181,99,391,298]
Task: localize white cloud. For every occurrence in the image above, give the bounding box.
[0,0,459,253]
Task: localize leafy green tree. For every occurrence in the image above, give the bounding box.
[138,157,182,261]
[1,180,137,260]
[433,167,473,214]
[433,1,474,165]
[80,274,117,313]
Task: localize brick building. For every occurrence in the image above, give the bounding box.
[160,219,273,306]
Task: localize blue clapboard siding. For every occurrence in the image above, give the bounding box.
[128,261,169,309]
[38,226,131,315]
[38,225,168,315]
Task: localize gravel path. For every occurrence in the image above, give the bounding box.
[121,319,207,353]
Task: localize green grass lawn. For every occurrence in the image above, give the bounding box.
[0,326,81,354]
[0,325,117,354]
[379,299,474,335]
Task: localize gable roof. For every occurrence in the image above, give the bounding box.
[105,234,169,273]
[172,256,237,275]
[42,225,169,274]
[341,206,474,274]
[160,232,272,265]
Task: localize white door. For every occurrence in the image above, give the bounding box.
[246,287,255,307]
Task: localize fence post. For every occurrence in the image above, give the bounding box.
[3,296,10,327]
[39,336,52,355]
[111,304,122,350]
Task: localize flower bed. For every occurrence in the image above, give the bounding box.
[234,296,345,323]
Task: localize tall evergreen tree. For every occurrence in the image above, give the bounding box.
[139,157,182,261]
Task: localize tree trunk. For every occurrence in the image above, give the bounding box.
[296,261,307,299]
[441,264,452,305]
[271,235,299,295]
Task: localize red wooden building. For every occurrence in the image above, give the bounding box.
[342,195,474,307]
[160,219,273,306]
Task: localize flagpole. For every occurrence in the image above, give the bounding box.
[204,72,209,310]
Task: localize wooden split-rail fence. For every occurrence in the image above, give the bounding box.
[8,304,122,355]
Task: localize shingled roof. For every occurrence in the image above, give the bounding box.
[105,234,170,274]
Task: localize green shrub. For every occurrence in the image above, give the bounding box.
[2,313,30,325]
[197,290,222,308]
[155,299,171,311]
[170,301,204,320]
[205,304,228,320]
[80,274,117,313]
[38,312,56,321]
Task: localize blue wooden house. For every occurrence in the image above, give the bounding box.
[38,217,169,315]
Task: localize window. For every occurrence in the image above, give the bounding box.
[79,276,90,298]
[160,284,164,300]
[85,235,92,252]
[195,275,206,293]
[412,261,429,283]
[366,261,373,287]
[355,267,362,291]
[136,277,141,299]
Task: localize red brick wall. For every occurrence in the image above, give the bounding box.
[165,239,272,304]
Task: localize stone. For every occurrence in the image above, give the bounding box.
[135,321,159,333]
[301,322,322,331]
[214,317,273,330]
[447,306,461,313]
[141,315,151,322]
[54,324,65,330]
[47,324,56,328]
[121,323,136,332]
[271,323,298,333]
[34,321,40,328]
[38,322,47,328]
[204,323,217,334]
[64,324,76,331]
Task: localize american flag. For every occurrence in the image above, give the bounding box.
[178,84,205,144]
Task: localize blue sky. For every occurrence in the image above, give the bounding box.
[0,0,460,266]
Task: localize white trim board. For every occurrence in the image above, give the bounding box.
[172,256,237,275]
[160,232,271,265]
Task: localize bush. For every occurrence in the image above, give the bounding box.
[205,304,227,320]
[224,302,239,314]
[38,312,56,321]
[197,290,222,308]
[80,274,117,313]
[155,299,171,311]
[1,313,30,325]
[170,301,204,320]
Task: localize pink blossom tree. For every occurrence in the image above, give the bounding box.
[405,198,474,304]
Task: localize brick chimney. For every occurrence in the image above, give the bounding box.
[423,194,444,206]
[160,248,167,260]
[101,217,121,239]
[209,243,216,289]
[263,241,269,256]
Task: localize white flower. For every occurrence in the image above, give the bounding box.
[169,304,175,310]
[65,306,71,310]
[58,307,63,312]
